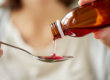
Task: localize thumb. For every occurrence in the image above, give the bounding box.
[0,48,3,57]
[78,0,95,6]
[0,44,3,57]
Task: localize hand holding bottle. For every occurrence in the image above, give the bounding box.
[78,0,95,6]
[0,44,3,57]
[78,0,110,48]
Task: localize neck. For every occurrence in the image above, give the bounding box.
[10,5,69,50]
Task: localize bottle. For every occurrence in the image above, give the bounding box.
[50,0,110,40]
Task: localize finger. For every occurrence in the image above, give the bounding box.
[94,27,110,47]
[0,48,3,57]
[78,0,95,6]
[94,27,110,39]
[0,44,3,57]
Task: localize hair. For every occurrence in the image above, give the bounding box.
[3,0,75,10]
[58,0,75,7]
[3,0,22,10]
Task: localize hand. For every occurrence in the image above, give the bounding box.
[78,0,95,6]
[78,0,110,48]
[94,27,110,48]
[0,44,3,57]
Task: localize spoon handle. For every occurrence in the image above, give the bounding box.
[0,41,33,56]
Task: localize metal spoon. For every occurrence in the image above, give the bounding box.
[0,41,73,63]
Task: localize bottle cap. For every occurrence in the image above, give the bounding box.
[56,20,64,38]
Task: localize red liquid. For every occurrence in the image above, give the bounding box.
[41,40,64,60]
[45,53,64,60]
[64,23,110,37]
[64,27,101,37]
[54,28,98,39]
[54,24,110,39]
[46,40,64,60]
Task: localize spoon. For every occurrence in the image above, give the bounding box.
[0,41,73,63]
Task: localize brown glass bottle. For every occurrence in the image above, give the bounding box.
[51,0,110,40]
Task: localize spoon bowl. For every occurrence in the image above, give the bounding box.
[0,41,73,63]
[37,56,73,63]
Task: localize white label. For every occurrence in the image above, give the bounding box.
[71,33,76,37]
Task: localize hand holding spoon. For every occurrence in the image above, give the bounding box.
[0,41,73,63]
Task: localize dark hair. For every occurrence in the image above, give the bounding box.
[3,0,22,10]
[58,0,75,7]
[3,0,74,10]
